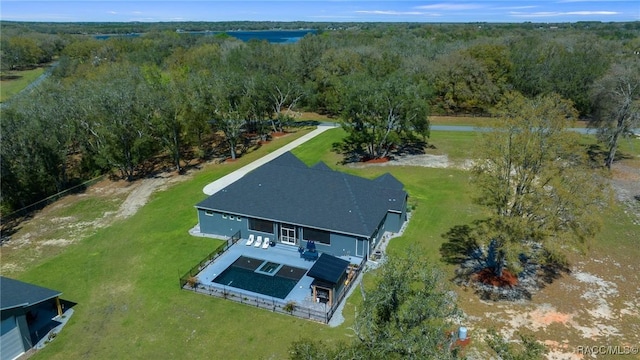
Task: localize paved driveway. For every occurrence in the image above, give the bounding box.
[203,124,337,195]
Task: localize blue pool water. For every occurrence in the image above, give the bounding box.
[212,260,305,299]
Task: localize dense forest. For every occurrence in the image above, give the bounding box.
[1,21,639,214]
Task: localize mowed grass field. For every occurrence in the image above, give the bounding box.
[8,125,639,359]
[9,127,484,360]
[0,67,46,103]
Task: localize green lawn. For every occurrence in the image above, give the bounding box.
[22,129,356,359]
[14,127,637,359]
[0,67,45,102]
[11,128,484,359]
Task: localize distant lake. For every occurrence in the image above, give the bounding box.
[94,29,317,43]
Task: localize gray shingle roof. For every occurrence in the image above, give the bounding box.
[1,276,61,311]
[307,253,350,284]
[311,162,333,172]
[196,152,406,237]
[374,173,404,191]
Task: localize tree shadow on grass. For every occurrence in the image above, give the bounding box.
[439,224,480,265]
[586,143,634,166]
[440,221,571,301]
[0,74,22,81]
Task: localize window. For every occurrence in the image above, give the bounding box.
[237,216,241,221]
[229,215,235,220]
[204,210,214,216]
[222,213,227,219]
[303,227,330,245]
[248,218,274,234]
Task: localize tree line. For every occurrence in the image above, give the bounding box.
[1,22,638,213]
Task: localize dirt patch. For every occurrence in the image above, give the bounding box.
[609,161,640,225]
[116,175,176,219]
[41,239,73,247]
[348,154,465,169]
[461,255,640,359]
[0,170,192,276]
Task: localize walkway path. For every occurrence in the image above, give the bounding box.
[203,124,337,195]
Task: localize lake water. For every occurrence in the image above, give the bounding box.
[95,29,317,43]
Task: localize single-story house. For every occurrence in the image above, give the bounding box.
[195,152,408,259]
[0,277,63,360]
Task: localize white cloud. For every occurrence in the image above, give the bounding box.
[566,11,619,15]
[108,11,117,15]
[494,6,537,10]
[510,10,619,17]
[415,3,483,11]
[355,10,425,16]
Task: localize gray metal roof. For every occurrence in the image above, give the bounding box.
[196,152,407,237]
[1,276,61,311]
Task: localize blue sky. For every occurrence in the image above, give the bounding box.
[2,1,638,23]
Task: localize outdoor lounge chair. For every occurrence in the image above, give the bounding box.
[262,237,270,249]
[246,234,255,246]
[254,236,263,247]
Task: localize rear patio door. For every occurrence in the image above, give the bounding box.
[355,238,363,257]
[280,224,297,245]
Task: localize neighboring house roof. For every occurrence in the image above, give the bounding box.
[196,152,407,237]
[307,253,350,284]
[0,276,61,311]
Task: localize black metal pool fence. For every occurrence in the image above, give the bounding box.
[179,230,241,288]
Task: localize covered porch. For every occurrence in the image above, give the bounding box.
[307,254,353,307]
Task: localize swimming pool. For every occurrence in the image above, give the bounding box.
[212,256,307,299]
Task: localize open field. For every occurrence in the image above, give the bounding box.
[2,126,639,359]
[0,67,46,102]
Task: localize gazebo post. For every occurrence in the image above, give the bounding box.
[55,296,63,317]
[329,289,333,307]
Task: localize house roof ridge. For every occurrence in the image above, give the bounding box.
[341,173,370,236]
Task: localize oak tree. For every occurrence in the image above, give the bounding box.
[471,93,608,273]
[590,61,640,169]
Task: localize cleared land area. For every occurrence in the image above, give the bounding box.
[0,67,46,103]
[2,125,638,359]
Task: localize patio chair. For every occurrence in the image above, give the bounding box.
[262,237,270,249]
[306,240,316,251]
[254,236,263,247]
[246,234,255,246]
